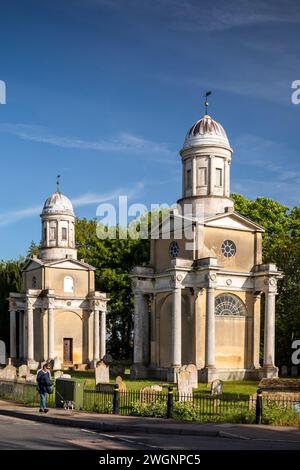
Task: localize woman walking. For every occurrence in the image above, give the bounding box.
[37,362,53,413]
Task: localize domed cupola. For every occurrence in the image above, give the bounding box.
[42,191,74,216]
[178,95,234,218]
[39,180,77,261]
[183,114,231,150]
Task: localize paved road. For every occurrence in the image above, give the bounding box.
[0,415,299,450]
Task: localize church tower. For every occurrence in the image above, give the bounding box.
[39,190,77,261]
[178,113,233,218]
[131,100,282,383]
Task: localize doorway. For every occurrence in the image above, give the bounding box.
[63,338,73,363]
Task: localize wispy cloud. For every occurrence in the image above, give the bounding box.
[0,123,173,161]
[91,0,300,32]
[0,183,144,227]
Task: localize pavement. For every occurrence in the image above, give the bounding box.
[0,399,299,444]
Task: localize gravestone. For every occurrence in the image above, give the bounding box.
[25,374,36,383]
[18,364,30,378]
[211,379,223,397]
[291,366,298,377]
[177,369,192,400]
[140,386,160,403]
[115,376,127,393]
[1,364,17,381]
[186,364,198,389]
[281,365,288,377]
[150,385,163,392]
[0,341,6,364]
[95,361,109,384]
[54,370,64,380]
[61,374,71,379]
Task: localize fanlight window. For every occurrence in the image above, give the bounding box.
[215,294,246,316]
[64,276,74,293]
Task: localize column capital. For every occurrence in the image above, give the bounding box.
[26,296,35,309]
[206,272,218,289]
[263,277,278,294]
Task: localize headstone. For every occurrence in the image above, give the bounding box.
[25,374,36,383]
[101,354,113,366]
[1,364,17,381]
[0,341,6,364]
[291,366,298,377]
[281,365,288,377]
[53,357,61,370]
[177,370,193,400]
[211,379,223,397]
[95,361,109,384]
[150,385,163,392]
[186,364,198,389]
[115,376,126,393]
[110,365,125,377]
[61,374,71,379]
[18,364,30,378]
[54,370,64,380]
[140,386,161,403]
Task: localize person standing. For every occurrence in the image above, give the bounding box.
[36,362,53,413]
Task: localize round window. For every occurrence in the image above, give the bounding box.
[169,241,180,259]
[221,240,236,258]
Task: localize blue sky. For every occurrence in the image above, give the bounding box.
[0,0,300,259]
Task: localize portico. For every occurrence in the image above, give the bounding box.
[9,190,108,369]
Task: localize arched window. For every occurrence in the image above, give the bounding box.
[215,294,246,316]
[64,276,74,293]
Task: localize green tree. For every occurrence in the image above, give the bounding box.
[75,218,149,358]
[232,193,300,366]
[0,260,22,350]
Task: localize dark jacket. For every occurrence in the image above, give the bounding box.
[37,369,53,394]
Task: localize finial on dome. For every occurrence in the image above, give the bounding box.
[56,174,61,193]
[204,91,212,115]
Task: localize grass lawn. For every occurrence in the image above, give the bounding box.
[67,369,259,396]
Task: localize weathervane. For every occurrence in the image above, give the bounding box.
[56,174,61,193]
[204,91,212,115]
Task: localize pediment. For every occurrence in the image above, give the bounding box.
[45,259,95,270]
[204,211,264,233]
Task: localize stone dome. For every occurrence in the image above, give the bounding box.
[182,114,230,150]
[42,191,74,216]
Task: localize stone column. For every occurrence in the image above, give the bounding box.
[9,310,17,359]
[93,309,100,363]
[19,311,24,358]
[224,158,228,196]
[205,287,215,368]
[133,292,144,364]
[27,306,34,361]
[100,310,106,360]
[48,307,54,360]
[264,292,276,367]
[209,155,214,195]
[171,287,182,367]
[252,293,261,369]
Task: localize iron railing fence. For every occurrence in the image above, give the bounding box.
[0,379,299,424]
[0,379,55,408]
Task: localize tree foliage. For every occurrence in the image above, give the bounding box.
[232,193,300,366]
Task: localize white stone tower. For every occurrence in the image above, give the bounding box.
[178,113,234,218]
[39,190,77,261]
